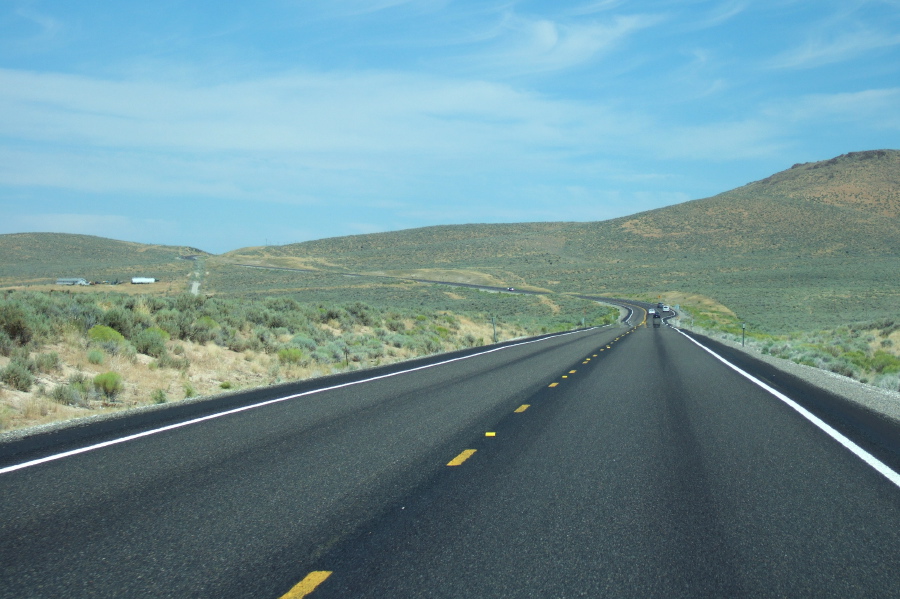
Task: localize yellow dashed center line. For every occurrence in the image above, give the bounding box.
[485,432,496,437]
[569,370,577,374]
[447,449,477,466]
[549,382,559,387]
[280,571,332,599]
[515,404,530,412]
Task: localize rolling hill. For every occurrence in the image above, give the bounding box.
[2,150,897,332]
[221,150,900,331]
[0,233,207,288]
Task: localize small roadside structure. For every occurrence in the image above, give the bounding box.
[131,277,157,284]
[57,278,89,286]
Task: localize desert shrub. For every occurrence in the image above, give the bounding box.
[0,303,33,345]
[68,372,90,391]
[101,308,135,338]
[828,361,857,378]
[346,302,374,326]
[311,349,332,363]
[88,325,125,345]
[183,382,196,398]
[134,327,169,357]
[151,389,168,404]
[93,372,123,399]
[34,352,61,373]
[423,336,442,353]
[189,316,220,344]
[50,384,85,407]
[9,347,36,372]
[154,353,190,370]
[290,335,317,352]
[87,349,105,365]
[227,337,254,352]
[155,309,191,339]
[1,361,34,391]
[385,318,405,332]
[874,374,900,392]
[463,333,482,347]
[253,327,278,353]
[277,347,304,364]
[870,351,900,375]
[219,381,233,389]
[0,329,15,357]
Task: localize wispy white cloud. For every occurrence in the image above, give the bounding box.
[14,6,63,39]
[769,27,900,69]
[765,87,900,129]
[0,62,790,211]
[466,11,663,75]
[687,0,747,30]
[564,0,626,17]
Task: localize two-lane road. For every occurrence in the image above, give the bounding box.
[2,315,900,597]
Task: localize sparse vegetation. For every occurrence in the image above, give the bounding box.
[1,361,34,392]
[2,150,897,431]
[93,372,123,399]
[678,305,900,392]
[87,349,104,365]
[0,287,616,432]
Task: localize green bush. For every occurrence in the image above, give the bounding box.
[219,381,233,389]
[93,372,123,399]
[277,347,304,364]
[183,382,196,398]
[151,389,167,404]
[88,325,125,345]
[1,361,34,391]
[871,351,900,374]
[133,327,169,357]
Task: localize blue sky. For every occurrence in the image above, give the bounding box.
[1,0,898,253]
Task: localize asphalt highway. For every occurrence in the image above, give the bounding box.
[2,313,900,598]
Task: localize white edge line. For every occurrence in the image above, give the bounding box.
[674,327,900,489]
[1,327,602,476]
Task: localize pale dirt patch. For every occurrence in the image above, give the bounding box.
[658,292,736,318]
[444,292,465,300]
[368,268,508,287]
[538,295,561,314]
[3,281,187,295]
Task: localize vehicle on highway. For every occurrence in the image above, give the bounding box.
[507,287,515,291]
[662,305,670,312]
[648,308,656,315]
[657,302,665,310]
[653,313,661,327]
